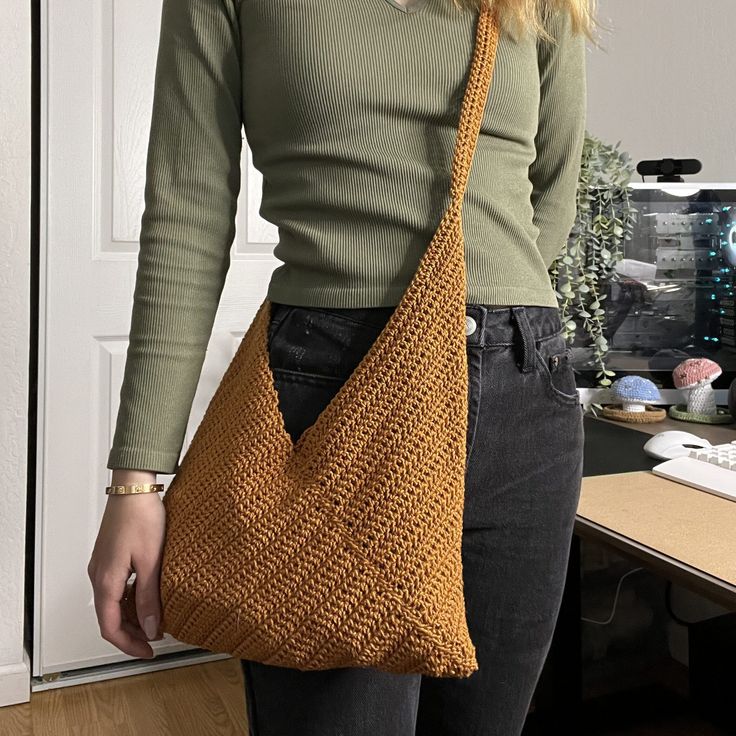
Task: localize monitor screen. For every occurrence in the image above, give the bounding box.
[568,183,736,390]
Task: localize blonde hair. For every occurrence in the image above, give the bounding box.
[450,0,601,46]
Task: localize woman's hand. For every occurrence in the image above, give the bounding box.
[87,469,166,659]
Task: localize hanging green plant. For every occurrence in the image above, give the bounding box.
[549,133,639,414]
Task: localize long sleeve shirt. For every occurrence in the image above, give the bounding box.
[107,0,587,474]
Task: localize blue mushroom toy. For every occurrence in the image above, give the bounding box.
[601,375,666,423]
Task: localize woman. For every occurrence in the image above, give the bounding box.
[88,0,598,733]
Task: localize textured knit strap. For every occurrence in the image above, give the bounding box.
[448,3,500,213]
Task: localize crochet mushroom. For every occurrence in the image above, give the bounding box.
[601,376,666,423]
[673,357,720,415]
[668,357,734,424]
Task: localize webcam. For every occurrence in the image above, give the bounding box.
[636,158,702,182]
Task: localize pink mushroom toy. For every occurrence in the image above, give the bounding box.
[672,358,721,416]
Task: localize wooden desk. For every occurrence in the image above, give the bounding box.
[577,470,736,609]
[524,416,736,734]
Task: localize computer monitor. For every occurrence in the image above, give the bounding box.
[568,182,736,392]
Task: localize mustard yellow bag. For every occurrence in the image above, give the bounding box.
[123,5,500,678]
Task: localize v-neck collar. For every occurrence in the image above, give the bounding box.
[381,0,429,15]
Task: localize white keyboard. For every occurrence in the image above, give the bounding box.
[651,442,736,502]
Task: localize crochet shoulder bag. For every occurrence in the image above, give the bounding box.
[122,3,501,678]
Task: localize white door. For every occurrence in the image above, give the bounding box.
[36,0,277,678]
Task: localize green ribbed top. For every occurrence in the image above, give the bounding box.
[107,0,587,474]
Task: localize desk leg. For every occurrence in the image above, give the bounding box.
[524,533,582,734]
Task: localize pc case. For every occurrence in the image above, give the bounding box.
[570,183,736,390]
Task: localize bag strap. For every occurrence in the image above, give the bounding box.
[447,4,501,214]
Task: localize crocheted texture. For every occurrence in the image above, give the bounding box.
[672,357,721,389]
[610,375,661,403]
[668,404,734,425]
[121,6,501,678]
[600,405,666,423]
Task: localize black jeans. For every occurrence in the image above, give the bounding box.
[240,302,584,736]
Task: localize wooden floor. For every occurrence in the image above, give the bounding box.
[1,658,249,736]
[0,657,731,735]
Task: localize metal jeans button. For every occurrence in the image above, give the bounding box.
[465,315,477,336]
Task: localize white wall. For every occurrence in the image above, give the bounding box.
[587,0,735,182]
[0,0,32,708]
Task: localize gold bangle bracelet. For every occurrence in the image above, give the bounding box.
[105,483,165,496]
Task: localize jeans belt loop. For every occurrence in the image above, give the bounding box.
[510,306,536,374]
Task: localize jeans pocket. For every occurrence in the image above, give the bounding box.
[267,303,297,348]
[303,306,394,332]
[268,305,385,383]
[533,331,580,407]
[271,366,344,386]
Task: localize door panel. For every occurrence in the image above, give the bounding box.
[38,0,275,676]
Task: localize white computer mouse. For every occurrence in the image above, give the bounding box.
[643,430,712,460]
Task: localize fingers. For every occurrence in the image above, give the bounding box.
[131,557,163,641]
[121,615,162,642]
[90,571,155,659]
[120,579,164,641]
